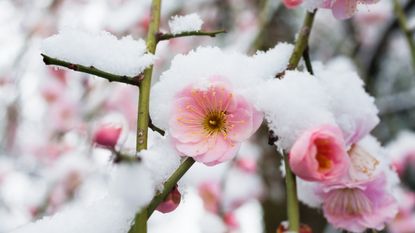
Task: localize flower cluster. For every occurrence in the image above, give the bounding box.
[274,60,399,233]
[283,0,380,19]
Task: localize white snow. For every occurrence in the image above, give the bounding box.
[41,28,155,77]
[168,13,203,35]
[140,136,182,190]
[314,58,379,146]
[11,197,134,233]
[253,71,336,150]
[108,163,156,210]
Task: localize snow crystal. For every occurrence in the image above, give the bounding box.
[168,13,203,34]
[314,58,379,146]
[253,71,336,150]
[108,163,155,210]
[12,197,133,233]
[150,44,293,130]
[41,28,155,77]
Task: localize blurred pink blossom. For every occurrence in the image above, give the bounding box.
[93,123,122,149]
[236,158,257,174]
[320,174,398,232]
[282,0,303,9]
[170,77,263,166]
[289,125,350,182]
[198,181,221,213]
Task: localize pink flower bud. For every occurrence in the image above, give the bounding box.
[224,212,239,230]
[156,185,181,213]
[93,124,122,149]
[289,125,350,182]
[282,0,303,9]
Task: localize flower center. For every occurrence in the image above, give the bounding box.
[203,111,227,135]
[326,188,373,217]
[315,138,333,173]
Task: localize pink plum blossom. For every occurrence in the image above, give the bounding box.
[289,124,350,182]
[283,0,303,9]
[288,0,380,20]
[236,158,257,174]
[93,123,122,149]
[320,174,398,233]
[325,0,380,20]
[198,181,221,213]
[223,212,239,230]
[156,185,181,214]
[170,77,263,166]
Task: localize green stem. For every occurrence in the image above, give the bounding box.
[41,54,141,86]
[136,0,162,152]
[393,0,415,70]
[146,158,195,215]
[278,10,317,232]
[287,10,317,70]
[302,47,314,75]
[130,0,162,232]
[284,155,300,231]
[157,30,226,42]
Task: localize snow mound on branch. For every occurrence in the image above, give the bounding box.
[41,28,155,77]
[168,13,203,34]
[150,43,293,130]
[108,164,156,210]
[140,136,182,191]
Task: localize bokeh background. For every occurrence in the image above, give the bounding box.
[0,0,414,232]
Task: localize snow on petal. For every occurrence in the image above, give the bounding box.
[314,58,379,146]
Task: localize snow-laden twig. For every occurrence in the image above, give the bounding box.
[156,29,226,42]
[41,54,142,86]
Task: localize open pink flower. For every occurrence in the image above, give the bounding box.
[289,125,350,182]
[170,77,263,166]
[320,175,398,232]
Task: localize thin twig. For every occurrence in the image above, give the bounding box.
[41,54,141,86]
[146,158,195,215]
[302,46,314,75]
[284,155,300,231]
[148,116,165,136]
[393,0,415,70]
[287,10,317,70]
[276,10,317,78]
[157,29,226,42]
